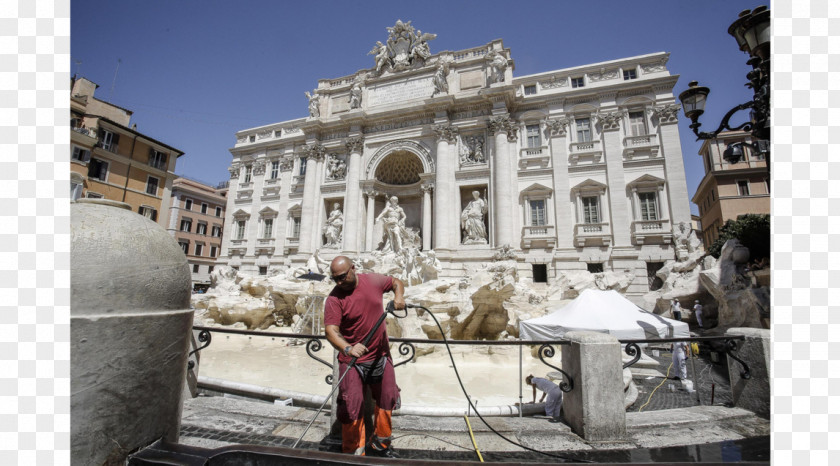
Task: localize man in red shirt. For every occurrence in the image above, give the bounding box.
[324,256,405,457]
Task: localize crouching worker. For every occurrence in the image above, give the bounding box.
[526,374,563,421]
[325,256,404,457]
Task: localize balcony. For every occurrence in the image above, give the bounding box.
[622,134,660,160]
[631,219,672,245]
[72,126,97,140]
[518,146,550,169]
[573,222,612,247]
[521,224,556,249]
[568,140,602,164]
[255,238,275,256]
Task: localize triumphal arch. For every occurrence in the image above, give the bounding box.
[220,20,692,297]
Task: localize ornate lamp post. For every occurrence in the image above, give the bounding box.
[678,6,771,164]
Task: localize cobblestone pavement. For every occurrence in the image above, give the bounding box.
[627,345,734,412]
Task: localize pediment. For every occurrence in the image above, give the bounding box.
[572,178,607,191]
[231,208,251,219]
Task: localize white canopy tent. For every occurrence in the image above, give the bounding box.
[519,289,689,341]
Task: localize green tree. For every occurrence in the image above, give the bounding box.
[707,213,770,259]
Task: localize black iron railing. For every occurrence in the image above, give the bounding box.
[619,335,750,379]
[190,325,574,391]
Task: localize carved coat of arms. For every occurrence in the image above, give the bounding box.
[368,20,436,74]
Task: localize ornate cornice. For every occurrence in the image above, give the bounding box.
[651,104,681,125]
[432,124,459,142]
[345,136,365,153]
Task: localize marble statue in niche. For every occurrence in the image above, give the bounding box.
[461,190,488,244]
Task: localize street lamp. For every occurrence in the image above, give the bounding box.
[678,6,771,164]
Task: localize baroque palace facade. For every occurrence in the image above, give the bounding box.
[219,22,691,297]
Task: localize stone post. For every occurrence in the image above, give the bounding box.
[725,327,770,419]
[489,116,514,247]
[561,331,626,441]
[422,183,433,251]
[433,124,457,250]
[342,136,364,254]
[297,144,325,254]
[365,189,377,252]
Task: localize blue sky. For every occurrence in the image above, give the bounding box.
[71,0,765,215]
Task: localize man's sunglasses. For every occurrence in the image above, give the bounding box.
[331,271,350,282]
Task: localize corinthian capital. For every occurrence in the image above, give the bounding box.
[345,136,365,153]
[300,143,327,161]
[487,115,510,135]
[432,124,458,142]
[228,163,240,179]
[545,116,571,136]
[421,182,434,194]
[252,161,266,175]
[651,104,681,124]
[596,111,623,131]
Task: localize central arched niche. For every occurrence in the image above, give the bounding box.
[374,150,423,185]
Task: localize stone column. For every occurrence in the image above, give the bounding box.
[561,331,626,441]
[433,124,457,250]
[297,143,325,254]
[342,136,364,254]
[489,116,516,248]
[600,113,631,246]
[547,117,574,247]
[653,104,692,225]
[421,183,433,251]
[365,188,377,252]
[725,328,770,419]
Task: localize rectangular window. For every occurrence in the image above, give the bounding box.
[292,217,301,238]
[524,84,537,96]
[623,69,637,80]
[259,266,268,276]
[193,264,200,273]
[194,243,203,256]
[647,262,664,290]
[149,150,167,170]
[299,157,307,176]
[236,220,245,240]
[271,160,280,179]
[196,223,207,235]
[211,225,222,237]
[263,218,274,239]
[180,219,192,232]
[571,76,585,88]
[582,196,600,223]
[146,176,159,196]
[201,203,208,214]
[526,124,541,148]
[243,165,252,183]
[639,192,658,221]
[529,200,546,226]
[138,206,157,221]
[737,180,750,196]
[575,118,592,142]
[87,158,109,181]
[179,242,189,254]
[628,111,647,136]
[72,146,91,162]
[184,199,193,210]
[98,129,119,152]
[85,192,104,199]
[587,263,604,273]
[208,265,214,274]
[210,246,217,257]
[215,206,222,217]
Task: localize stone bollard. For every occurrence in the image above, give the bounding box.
[561,331,626,441]
[71,199,193,465]
[725,327,770,418]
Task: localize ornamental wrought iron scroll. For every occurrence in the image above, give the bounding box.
[538,344,574,392]
[725,339,751,380]
[623,342,642,369]
[393,342,415,368]
[187,330,212,370]
[306,339,335,385]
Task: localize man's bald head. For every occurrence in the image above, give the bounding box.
[330,256,352,274]
[330,256,356,290]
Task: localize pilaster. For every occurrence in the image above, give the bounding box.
[433,123,458,250]
[342,136,364,254]
[297,143,326,254]
[547,116,574,247]
[600,115,631,247]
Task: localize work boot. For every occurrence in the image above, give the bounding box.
[369,436,399,458]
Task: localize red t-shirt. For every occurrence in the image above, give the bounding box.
[324,273,394,364]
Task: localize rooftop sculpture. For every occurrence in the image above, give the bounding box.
[368,20,437,75]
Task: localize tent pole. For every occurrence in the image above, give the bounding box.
[519,341,523,418]
[689,345,701,405]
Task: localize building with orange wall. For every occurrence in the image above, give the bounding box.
[691,130,770,249]
[168,177,228,290]
[70,76,184,224]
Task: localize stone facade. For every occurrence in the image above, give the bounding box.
[219,23,692,301]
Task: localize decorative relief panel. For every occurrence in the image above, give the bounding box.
[589,68,619,82]
[539,75,568,89]
[363,115,435,134]
[641,58,668,74]
[256,130,272,140]
[457,134,486,166]
[236,135,248,144]
[325,154,347,181]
